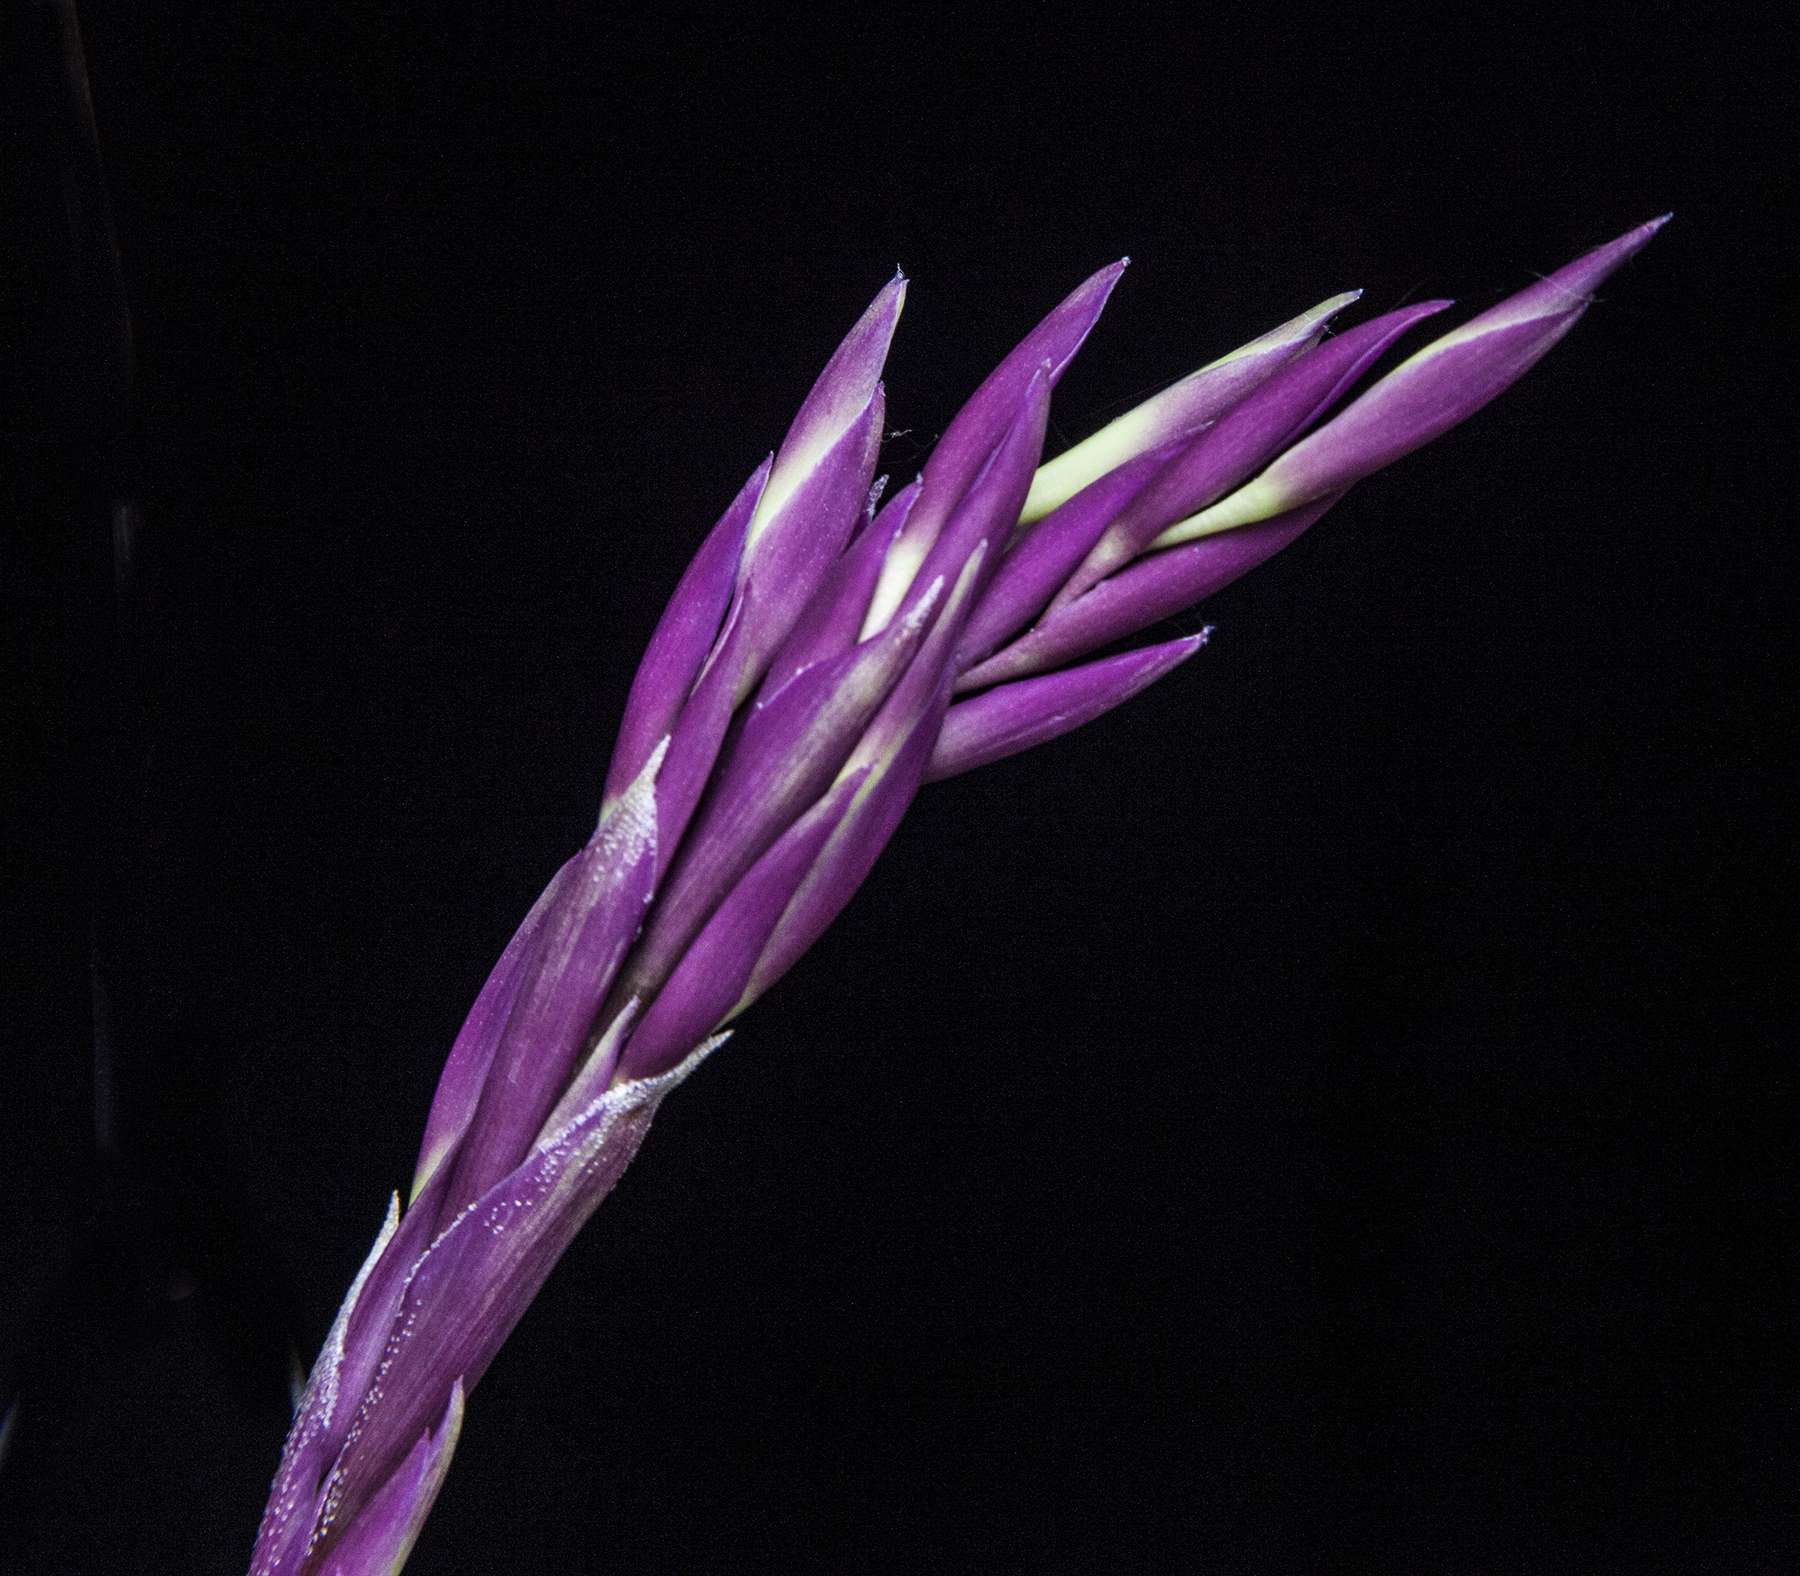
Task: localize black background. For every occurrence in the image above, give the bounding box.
[1,3,1791,1571]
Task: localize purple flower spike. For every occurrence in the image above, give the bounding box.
[1051,299,1452,610]
[863,261,1126,636]
[926,633,1208,782]
[601,456,768,813]
[256,229,1662,1572]
[615,767,870,1083]
[1020,290,1361,523]
[316,1380,463,1576]
[1155,217,1670,543]
[958,492,1347,693]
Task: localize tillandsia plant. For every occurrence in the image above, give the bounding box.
[248,216,1666,1575]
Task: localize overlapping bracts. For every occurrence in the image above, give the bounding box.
[251,217,1665,1574]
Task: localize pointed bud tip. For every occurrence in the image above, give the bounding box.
[1598,213,1671,262]
[856,272,905,364]
[1545,215,1670,304]
[1087,257,1130,291]
[1305,290,1364,328]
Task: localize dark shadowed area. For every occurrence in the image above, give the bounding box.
[1,3,1790,1572]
